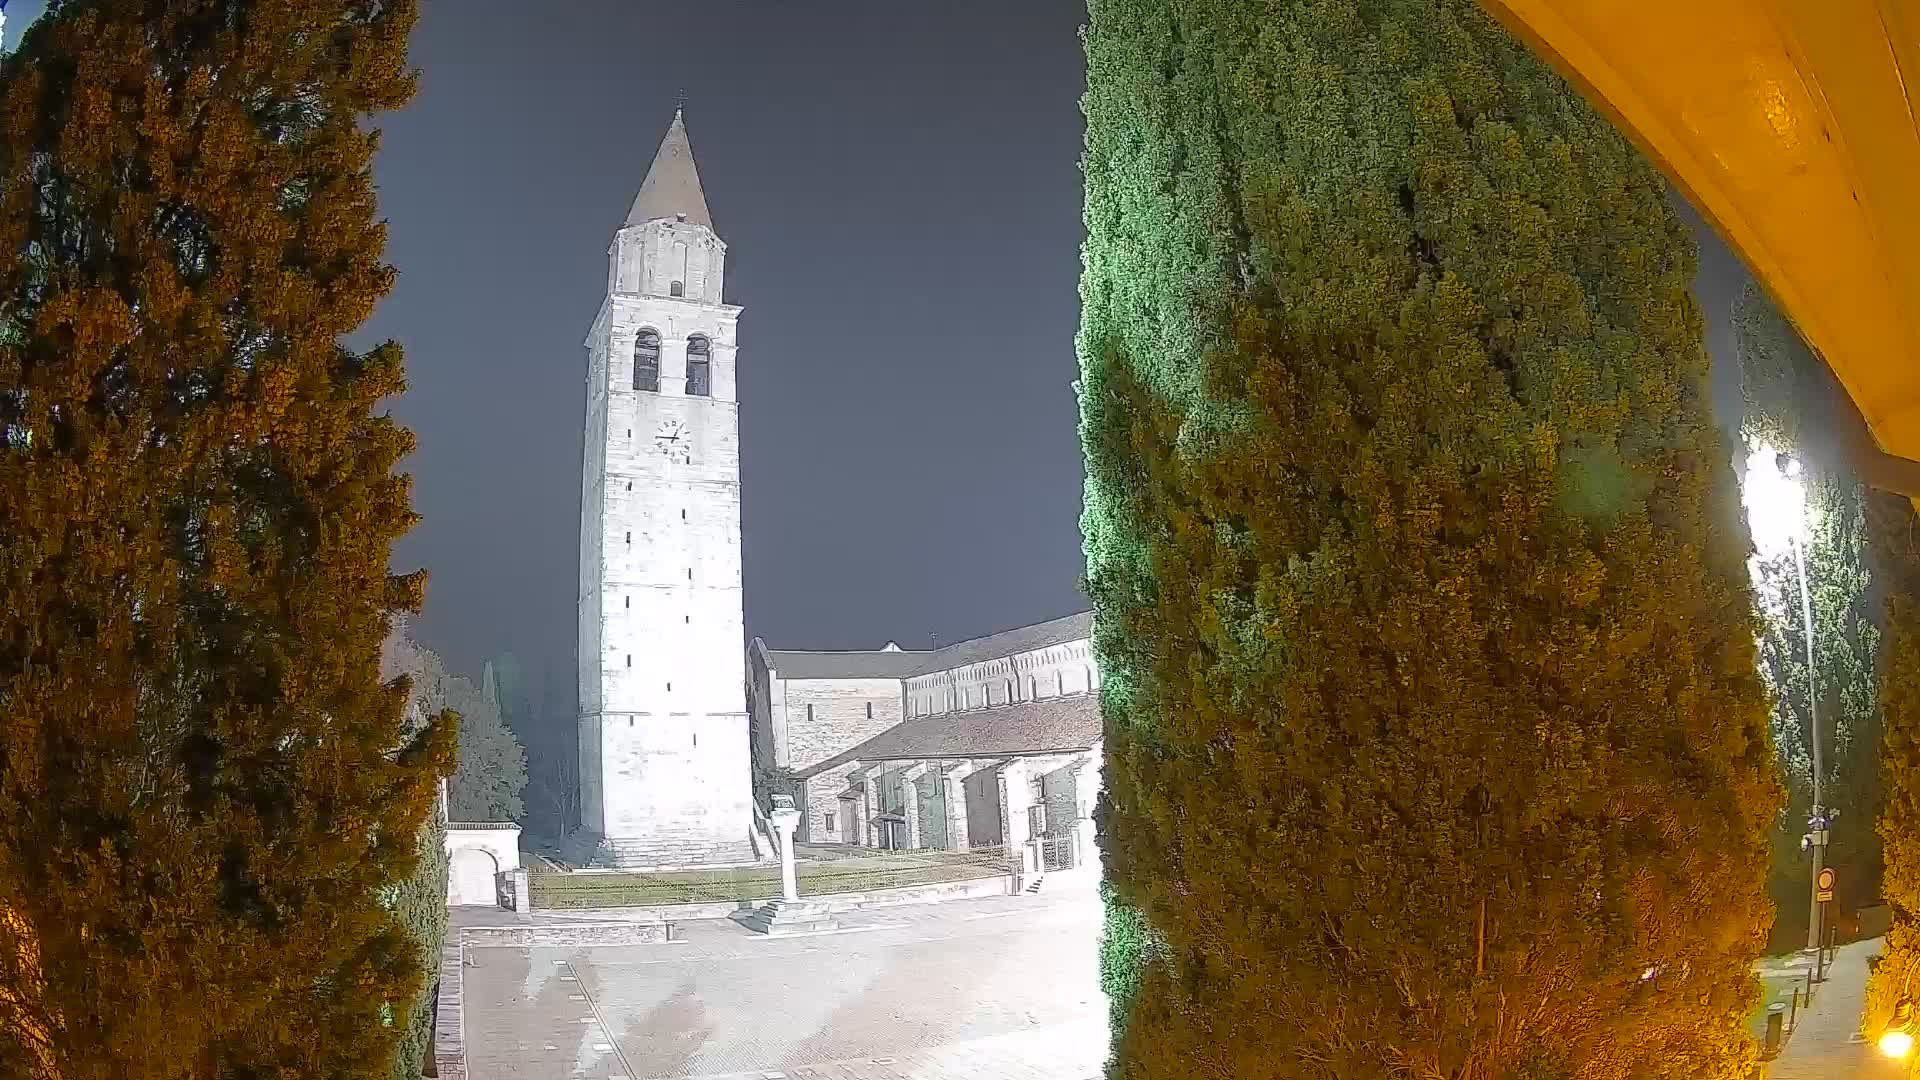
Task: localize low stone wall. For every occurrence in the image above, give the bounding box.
[432,939,466,1080]
[811,875,1011,912]
[458,920,670,948]
[547,874,1013,923]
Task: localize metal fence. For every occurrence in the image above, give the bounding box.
[528,843,1011,909]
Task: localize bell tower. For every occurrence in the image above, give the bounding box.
[573,107,754,867]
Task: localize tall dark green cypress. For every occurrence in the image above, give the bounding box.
[1077,1,1779,1076]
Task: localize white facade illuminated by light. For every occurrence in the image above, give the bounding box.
[572,108,756,868]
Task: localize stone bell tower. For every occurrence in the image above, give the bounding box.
[572,108,754,867]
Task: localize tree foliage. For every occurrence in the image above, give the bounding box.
[520,664,579,844]
[1076,1,1778,1076]
[1866,491,1920,1036]
[384,624,525,823]
[1733,280,1813,455]
[0,3,451,1077]
[1735,281,1883,947]
[377,628,454,1080]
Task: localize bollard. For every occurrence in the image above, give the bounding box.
[1763,1003,1787,1057]
[1789,987,1799,1032]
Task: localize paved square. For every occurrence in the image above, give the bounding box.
[462,888,1108,1080]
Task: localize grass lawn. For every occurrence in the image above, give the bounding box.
[530,849,1009,908]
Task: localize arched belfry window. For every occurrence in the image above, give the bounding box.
[686,335,712,397]
[633,329,661,392]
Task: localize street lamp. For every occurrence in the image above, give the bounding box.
[1881,1000,1915,1059]
[1741,445,1827,954]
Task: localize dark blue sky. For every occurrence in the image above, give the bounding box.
[340,1,1751,693]
[362,2,1094,691]
[8,1,1748,699]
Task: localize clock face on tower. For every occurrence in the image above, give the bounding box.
[654,418,692,464]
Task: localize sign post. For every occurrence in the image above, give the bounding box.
[1814,866,1837,983]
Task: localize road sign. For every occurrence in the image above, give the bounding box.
[1817,866,1836,902]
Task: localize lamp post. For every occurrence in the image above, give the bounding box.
[1774,454,1829,953]
[1882,999,1915,1060]
[1743,448,1829,954]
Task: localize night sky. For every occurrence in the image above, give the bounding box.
[4,1,1748,698]
[361,1,1093,689]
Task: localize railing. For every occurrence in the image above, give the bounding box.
[528,842,1010,909]
[1040,832,1076,872]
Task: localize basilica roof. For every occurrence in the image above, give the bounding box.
[761,610,1093,682]
[796,692,1101,777]
[760,648,930,681]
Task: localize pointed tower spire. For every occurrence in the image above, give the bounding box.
[626,106,713,229]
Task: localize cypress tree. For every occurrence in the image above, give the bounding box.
[1077,1,1778,1076]
[383,768,449,1080]
[446,659,526,822]
[1866,491,1920,1035]
[0,3,451,1077]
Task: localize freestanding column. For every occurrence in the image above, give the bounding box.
[771,795,801,903]
[943,765,974,852]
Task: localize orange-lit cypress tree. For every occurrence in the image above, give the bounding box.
[1077,0,1779,1075]
[1864,491,1920,1040]
[0,3,452,1078]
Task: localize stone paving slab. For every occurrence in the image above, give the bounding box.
[462,890,1107,1080]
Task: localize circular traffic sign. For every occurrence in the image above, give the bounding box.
[1817,867,1837,891]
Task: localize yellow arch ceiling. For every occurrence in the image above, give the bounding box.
[1479,0,1920,496]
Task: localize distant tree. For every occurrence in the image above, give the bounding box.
[444,660,526,821]
[1735,280,1884,947]
[520,663,579,843]
[488,650,532,733]
[382,626,525,823]
[1077,0,1778,1076]
[0,3,450,1079]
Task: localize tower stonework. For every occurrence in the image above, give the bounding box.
[573,110,755,867]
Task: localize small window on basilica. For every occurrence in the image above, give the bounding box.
[633,329,661,392]
[670,280,685,297]
[686,335,712,397]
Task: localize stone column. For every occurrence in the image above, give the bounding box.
[998,759,1036,887]
[852,768,872,848]
[942,763,975,852]
[900,763,929,849]
[862,770,883,849]
[1071,753,1100,871]
[771,795,801,903]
